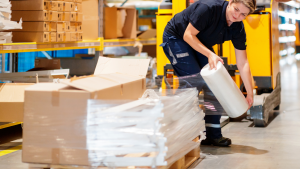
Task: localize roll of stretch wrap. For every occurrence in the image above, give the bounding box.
[200,62,248,118]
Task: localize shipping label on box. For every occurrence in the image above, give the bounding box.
[49,11,58,21]
[51,1,58,11]
[64,32,71,41]
[50,22,57,32]
[50,32,57,42]
[65,22,71,32]
[76,13,83,22]
[58,1,64,11]
[75,3,82,12]
[63,2,72,11]
[11,0,50,10]
[12,11,49,22]
[57,22,66,32]
[70,22,77,32]
[58,12,63,21]
[70,12,76,21]
[63,12,71,21]
[57,32,64,42]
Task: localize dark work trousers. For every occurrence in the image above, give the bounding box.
[160,31,223,139]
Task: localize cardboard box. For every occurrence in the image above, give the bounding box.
[0,83,34,122]
[12,11,49,21]
[49,11,58,21]
[63,2,72,11]
[28,59,61,71]
[57,32,64,42]
[137,29,156,39]
[11,0,50,10]
[12,32,50,42]
[70,22,77,32]
[70,32,77,41]
[50,32,57,42]
[57,22,66,32]
[65,22,71,32]
[64,32,71,41]
[77,22,82,32]
[70,12,76,21]
[78,32,83,41]
[51,1,58,11]
[76,13,83,22]
[57,12,63,21]
[50,22,57,32]
[58,1,64,11]
[75,3,82,12]
[23,57,150,164]
[104,7,136,39]
[82,0,98,40]
[63,12,71,21]
[11,22,50,32]
[70,2,75,11]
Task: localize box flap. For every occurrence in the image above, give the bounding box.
[137,29,156,39]
[25,83,69,92]
[94,56,150,77]
[0,83,34,102]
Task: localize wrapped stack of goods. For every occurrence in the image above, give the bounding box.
[10,0,83,43]
[0,0,22,43]
[23,88,205,168]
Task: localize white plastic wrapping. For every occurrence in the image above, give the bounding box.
[200,62,248,118]
[23,88,205,168]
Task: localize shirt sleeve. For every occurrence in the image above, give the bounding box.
[189,4,211,32]
[232,22,247,50]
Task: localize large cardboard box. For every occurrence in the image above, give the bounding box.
[0,83,34,122]
[28,59,61,71]
[82,0,98,40]
[104,7,136,39]
[11,0,50,10]
[11,22,50,32]
[23,57,150,165]
[12,11,49,21]
[12,32,50,42]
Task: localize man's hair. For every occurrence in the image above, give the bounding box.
[232,0,257,14]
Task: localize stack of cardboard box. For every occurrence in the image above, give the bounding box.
[11,0,83,42]
[0,0,22,43]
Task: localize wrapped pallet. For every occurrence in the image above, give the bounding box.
[23,88,205,168]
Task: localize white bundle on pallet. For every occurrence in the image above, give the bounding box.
[86,88,205,167]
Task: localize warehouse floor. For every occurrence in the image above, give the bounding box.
[0,61,299,169]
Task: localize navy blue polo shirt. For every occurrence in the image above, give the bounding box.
[165,0,247,50]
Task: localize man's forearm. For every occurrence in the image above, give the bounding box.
[183,33,214,59]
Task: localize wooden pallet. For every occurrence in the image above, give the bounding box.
[28,137,200,169]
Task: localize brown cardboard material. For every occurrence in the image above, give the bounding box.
[12,11,49,21]
[50,22,57,32]
[104,7,136,39]
[137,29,156,39]
[77,22,82,32]
[28,59,61,71]
[57,22,66,32]
[57,1,64,11]
[70,2,75,12]
[57,32,64,42]
[49,11,58,21]
[76,13,83,22]
[70,12,76,21]
[63,12,71,21]
[57,12,63,21]
[23,57,150,165]
[75,3,82,12]
[50,32,57,42]
[70,32,77,41]
[82,0,98,40]
[51,1,58,11]
[11,0,50,10]
[78,32,83,41]
[65,22,71,32]
[64,32,71,41]
[63,2,72,11]
[10,22,50,32]
[0,83,34,122]
[12,32,50,42]
[70,22,77,32]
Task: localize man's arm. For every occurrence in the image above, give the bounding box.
[235,49,254,108]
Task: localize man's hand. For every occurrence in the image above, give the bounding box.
[246,93,253,110]
[208,53,224,70]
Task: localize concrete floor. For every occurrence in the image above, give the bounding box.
[0,61,299,169]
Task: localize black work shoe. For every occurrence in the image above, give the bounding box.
[201,137,232,147]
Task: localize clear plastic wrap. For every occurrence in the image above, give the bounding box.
[23,88,205,168]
